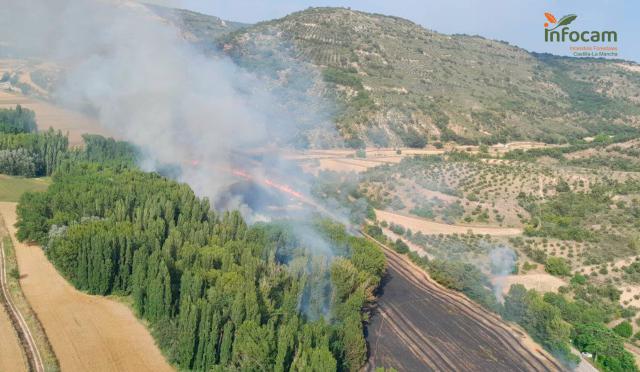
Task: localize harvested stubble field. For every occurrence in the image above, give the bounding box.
[0,202,173,372]
[365,239,562,371]
[0,305,26,371]
[290,142,557,174]
[1,216,57,372]
[494,273,566,295]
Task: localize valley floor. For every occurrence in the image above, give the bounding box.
[0,202,173,372]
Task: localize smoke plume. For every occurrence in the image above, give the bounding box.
[1,0,348,320]
[488,246,517,302]
[0,0,335,219]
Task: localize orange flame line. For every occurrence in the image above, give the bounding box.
[188,159,307,202]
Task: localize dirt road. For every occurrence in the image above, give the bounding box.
[0,202,173,372]
[364,234,564,371]
[0,238,27,372]
[375,209,523,236]
[287,143,561,173]
[0,236,42,372]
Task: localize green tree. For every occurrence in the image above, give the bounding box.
[545,257,571,277]
[574,323,637,372]
[612,321,633,339]
[15,161,386,371]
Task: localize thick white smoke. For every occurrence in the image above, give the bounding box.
[0,0,329,213]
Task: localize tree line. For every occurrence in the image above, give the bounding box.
[504,281,637,372]
[0,105,67,176]
[0,105,36,134]
[0,106,138,177]
[0,128,68,177]
[17,160,385,371]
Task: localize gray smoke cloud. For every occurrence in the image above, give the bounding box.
[2,0,255,195]
[0,0,333,217]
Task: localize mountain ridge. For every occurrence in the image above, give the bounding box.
[9,3,634,148]
[210,7,640,147]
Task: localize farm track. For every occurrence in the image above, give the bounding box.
[0,202,173,372]
[363,232,565,371]
[375,209,523,236]
[1,238,44,372]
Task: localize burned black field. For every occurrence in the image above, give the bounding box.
[365,246,564,372]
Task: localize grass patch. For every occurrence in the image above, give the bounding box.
[0,174,50,202]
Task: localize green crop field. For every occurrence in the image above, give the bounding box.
[0,174,50,202]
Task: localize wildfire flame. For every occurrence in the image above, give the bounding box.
[263,179,304,199]
[188,159,336,217]
[231,167,304,200]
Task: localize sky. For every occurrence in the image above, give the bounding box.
[146,0,639,62]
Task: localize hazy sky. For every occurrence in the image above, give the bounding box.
[147,0,639,62]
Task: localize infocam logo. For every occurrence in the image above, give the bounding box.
[544,12,617,43]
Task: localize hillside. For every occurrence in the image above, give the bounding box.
[146,4,247,46]
[215,7,640,147]
[5,6,639,148]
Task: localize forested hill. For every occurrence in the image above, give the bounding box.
[14,144,386,370]
[155,6,640,147]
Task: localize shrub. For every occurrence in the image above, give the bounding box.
[613,321,633,338]
[545,257,571,277]
[394,238,409,254]
[322,67,363,89]
[401,129,427,148]
[389,223,405,235]
[570,273,587,285]
[9,268,19,279]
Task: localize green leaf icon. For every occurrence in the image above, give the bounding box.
[550,14,578,30]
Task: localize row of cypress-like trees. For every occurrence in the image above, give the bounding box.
[16,155,385,371]
[0,106,139,177]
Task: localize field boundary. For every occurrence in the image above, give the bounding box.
[374,209,523,236]
[1,237,43,372]
[0,215,59,372]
